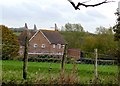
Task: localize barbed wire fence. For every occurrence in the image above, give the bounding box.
[73,48,118,84]
[1,43,119,84]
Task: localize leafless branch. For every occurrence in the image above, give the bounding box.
[82,0,91,4]
[68,0,115,10]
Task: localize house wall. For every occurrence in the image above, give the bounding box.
[29,31,50,53]
[28,31,65,56]
[50,44,65,55]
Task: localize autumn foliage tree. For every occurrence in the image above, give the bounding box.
[1,25,19,60]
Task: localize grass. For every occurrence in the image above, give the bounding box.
[1,60,118,84]
[13,32,21,36]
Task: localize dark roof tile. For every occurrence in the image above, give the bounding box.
[18,29,66,46]
[41,30,66,44]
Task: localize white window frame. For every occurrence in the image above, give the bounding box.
[53,44,56,48]
[61,45,65,48]
[34,44,38,48]
[41,44,45,48]
[58,44,61,49]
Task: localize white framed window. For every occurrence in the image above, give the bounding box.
[61,45,65,48]
[41,44,45,48]
[58,44,61,49]
[53,44,55,48]
[34,44,38,48]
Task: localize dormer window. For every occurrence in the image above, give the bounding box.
[41,44,45,48]
[34,44,38,48]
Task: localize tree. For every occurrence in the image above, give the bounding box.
[113,8,120,85]
[83,35,96,52]
[95,26,113,35]
[95,26,117,57]
[61,27,117,58]
[65,23,72,31]
[113,10,120,41]
[65,23,84,32]
[1,25,19,60]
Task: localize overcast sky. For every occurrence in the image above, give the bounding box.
[0,0,119,33]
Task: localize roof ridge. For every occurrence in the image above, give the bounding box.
[41,29,57,32]
[29,30,39,42]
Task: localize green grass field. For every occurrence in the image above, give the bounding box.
[1,60,118,84]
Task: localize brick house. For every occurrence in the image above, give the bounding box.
[18,23,66,57]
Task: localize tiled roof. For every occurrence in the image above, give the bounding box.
[41,30,66,44]
[18,29,66,46]
[67,49,81,52]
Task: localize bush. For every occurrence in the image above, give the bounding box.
[28,56,61,63]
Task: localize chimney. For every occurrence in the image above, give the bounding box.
[55,23,58,31]
[24,23,28,30]
[24,23,31,38]
[34,24,37,31]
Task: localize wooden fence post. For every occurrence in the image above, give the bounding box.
[61,44,67,73]
[23,36,28,80]
[60,44,67,84]
[94,48,98,83]
[0,56,1,85]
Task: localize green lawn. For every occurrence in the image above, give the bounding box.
[1,60,118,84]
[13,32,21,36]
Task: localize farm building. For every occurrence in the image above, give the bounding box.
[18,23,66,57]
[67,48,82,60]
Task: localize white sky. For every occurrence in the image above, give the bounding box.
[0,0,119,33]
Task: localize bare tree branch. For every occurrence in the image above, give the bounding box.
[82,0,91,4]
[68,0,115,10]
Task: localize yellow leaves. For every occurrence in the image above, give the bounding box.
[1,25,20,59]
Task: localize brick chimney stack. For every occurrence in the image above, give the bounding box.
[25,23,28,30]
[55,23,58,31]
[34,24,37,32]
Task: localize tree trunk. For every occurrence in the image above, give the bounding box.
[94,49,98,84]
[23,36,28,80]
